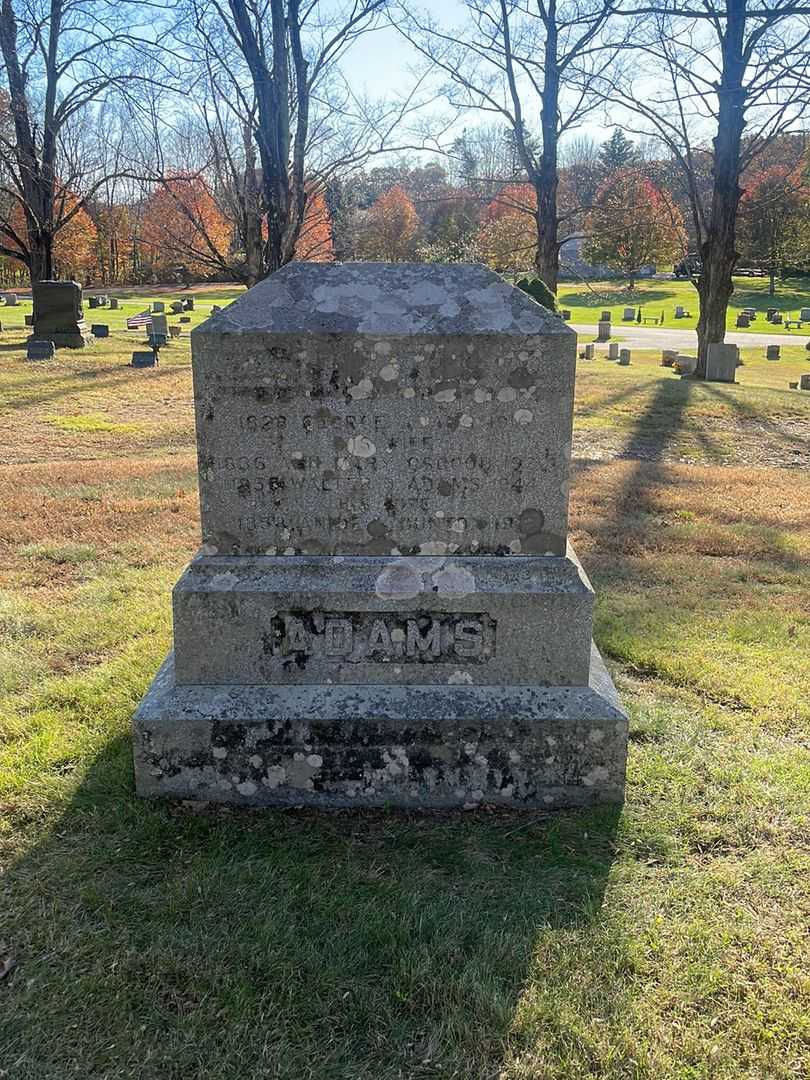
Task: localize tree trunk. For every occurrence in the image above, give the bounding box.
[28,229,54,282]
[695,0,747,375]
[534,21,559,293]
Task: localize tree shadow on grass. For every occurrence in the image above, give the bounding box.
[0,734,622,1079]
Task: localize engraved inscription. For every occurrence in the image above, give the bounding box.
[265,611,496,663]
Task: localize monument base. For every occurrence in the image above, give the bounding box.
[132,644,628,809]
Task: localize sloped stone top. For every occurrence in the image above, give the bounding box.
[194,262,570,337]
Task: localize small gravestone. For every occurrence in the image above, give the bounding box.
[109,297,119,310]
[622,307,635,321]
[771,312,783,325]
[88,296,100,309]
[661,349,677,366]
[98,295,108,306]
[736,314,750,328]
[801,308,810,322]
[600,310,611,322]
[618,348,631,366]
[180,315,191,324]
[24,314,33,326]
[150,314,168,346]
[705,343,738,383]
[169,324,181,339]
[133,262,628,810]
[131,350,156,368]
[31,280,91,348]
[597,320,611,341]
[674,305,685,318]
[675,354,697,375]
[584,342,595,359]
[561,308,571,319]
[91,324,109,338]
[800,373,810,390]
[27,339,55,361]
[767,308,777,320]
[171,300,184,314]
[152,300,165,313]
[185,297,195,311]
[608,342,620,360]
[766,344,780,360]
[5,292,18,306]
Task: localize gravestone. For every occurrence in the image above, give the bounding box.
[24,314,33,326]
[675,354,697,375]
[705,343,738,383]
[801,308,810,322]
[91,324,109,338]
[597,320,611,341]
[561,309,571,319]
[661,349,677,366]
[152,300,165,313]
[674,305,685,318]
[618,349,631,366]
[180,315,191,324]
[88,296,100,309]
[133,262,628,809]
[767,345,781,360]
[608,342,620,360]
[584,342,595,359]
[109,297,120,310]
[800,373,810,390]
[600,311,611,322]
[131,350,156,368]
[771,312,783,325]
[31,280,91,348]
[151,313,168,337]
[185,297,195,311]
[622,307,635,321]
[169,324,181,339]
[5,292,18,306]
[736,314,750,328]
[27,339,55,361]
[171,300,185,314]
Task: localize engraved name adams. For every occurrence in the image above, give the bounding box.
[265,611,496,664]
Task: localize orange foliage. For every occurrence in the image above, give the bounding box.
[477,184,537,270]
[92,204,135,283]
[293,190,334,261]
[357,185,418,261]
[140,175,231,277]
[3,192,97,281]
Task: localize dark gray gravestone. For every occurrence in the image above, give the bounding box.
[171,300,184,314]
[24,314,33,326]
[133,262,628,811]
[88,296,100,309]
[169,325,181,338]
[185,297,194,310]
[27,339,55,361]
[180,316,191,324]
[152,300,165,313]
[31,280,91,348]
[91,324,109,338]
[109,297,120,310]
[131,351,156,367]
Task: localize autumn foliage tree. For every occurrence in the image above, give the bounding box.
[356,186,418,261]
[293,190,334,262]
[476,183,538,271]
[139,176,232,280]
[4,191,97,281]
[583,169,685,285]
[737,165,810,294]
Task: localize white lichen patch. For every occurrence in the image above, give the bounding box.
[514,409,533,424]
[448,670,473,684]
[306,754,323,768]
[379,362,399,381]
[348,376,374,400]
[432,564,476,596]
[236,780,257,796]
[419,541,449,556]
[434,388,456,403]
[497,387,517,403]
[347,434,376,458]
[459,413,473,427]
[583,766,610,787]
[212,746,228,760]
[473,387,492,403]
[375,563,423,600]
[402,387,416,398]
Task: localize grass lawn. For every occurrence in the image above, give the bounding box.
[1,290,809,1079]
[558,275,810,335]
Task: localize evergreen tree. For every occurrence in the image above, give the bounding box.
[599,129,639,173]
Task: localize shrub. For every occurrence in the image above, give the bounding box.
[515,275,557,311]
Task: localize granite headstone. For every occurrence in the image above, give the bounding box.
[31,280,91,348]
[133,263,628,809]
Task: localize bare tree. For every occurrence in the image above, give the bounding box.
[0,0,167,285]
[398,0,625,291]
[604,0,810,373]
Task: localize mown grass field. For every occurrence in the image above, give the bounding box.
[1,285,809,1079]
[558,275,810,334]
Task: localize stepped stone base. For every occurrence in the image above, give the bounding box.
[133,644,627,809]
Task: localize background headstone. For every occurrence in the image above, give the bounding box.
[661,349,677,366]
[109,297,120,310]
[180,315,191,324]
[185,297,195,310]
[618,348,631,366]
[24,314,33,326]
[88,296,100,309]
[133,263,628,811]
[800,373,810,390]
[597,320,611,341]
[622,307,635,320]
[171,300,184,314]
[584,342,595,359]
[705,343,738,382]
[766,345,781,360]
[31,280,91,348]
[5,293,18,306]
[27,339,55,361]
[608,342,620,360]
[131,350,156,367]
[91,324,109,338]
[169,324,181,338]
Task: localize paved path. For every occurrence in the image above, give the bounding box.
[571,323,805,350]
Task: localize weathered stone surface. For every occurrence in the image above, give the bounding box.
[134,645,627,808]
[705,343,738,383]
[31,280,91,348]
[192,262,575,558]
[133,263,627,810]
[172,550,594,688]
